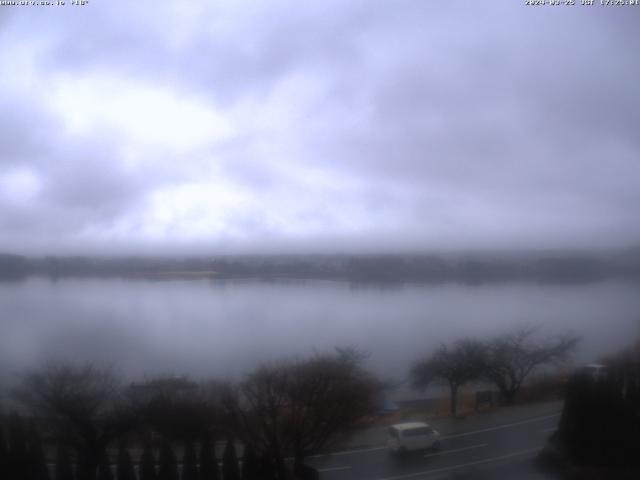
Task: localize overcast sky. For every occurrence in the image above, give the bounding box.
[1,0,639,255]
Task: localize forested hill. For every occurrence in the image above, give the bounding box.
[2,249,640,284]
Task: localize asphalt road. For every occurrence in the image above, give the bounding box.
[307,401,563,480]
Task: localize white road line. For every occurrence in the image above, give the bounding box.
[423,443,487,458]
[317,465,352,473]
[376,446,541,480]
[308,444,388,459]
[440,412,560,440]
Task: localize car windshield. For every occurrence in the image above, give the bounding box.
[403,426,433,437]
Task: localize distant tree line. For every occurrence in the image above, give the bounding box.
[410,326,579,415]
[0,349,379,480]
[2,251,640,284]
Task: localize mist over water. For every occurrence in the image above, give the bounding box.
[2,277,638,385]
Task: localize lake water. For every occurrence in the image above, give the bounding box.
[1,278,639,385]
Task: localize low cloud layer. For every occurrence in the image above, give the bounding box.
[1,1,639,254]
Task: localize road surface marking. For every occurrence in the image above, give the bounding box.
[317,466,352,473]
[376,446,541,480]
[307,445,387,459]
[440,412,560,440]
[310,411,559,459]
[423,443,487,458]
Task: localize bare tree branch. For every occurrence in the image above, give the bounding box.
[484,326,580,404]
[411,339,486,416]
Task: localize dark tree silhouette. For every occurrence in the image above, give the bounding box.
[258,453,276,480]
[554,362,640,469]
[227,349,378,474]
[97,449,113,480]
[484,327,579,405]
[222,440,240,480]
[156,440,178,480]
[27,422,50,480]
[240,443,260,480]
[116,443,136,480]
[287,351,378,471]
[182,440,198,480]
[14,364,134,480]
[55,445,74,480]
[0,424,8,480]
[198,433,219,480]
[128,376,223,443]
[411,339,486,416]
[139,443,156,480]
[8,413,29,480]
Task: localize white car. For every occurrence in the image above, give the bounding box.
[387,422,441,454]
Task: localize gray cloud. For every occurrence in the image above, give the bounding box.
[1,1,639,253]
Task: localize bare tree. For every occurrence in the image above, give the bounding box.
[228,364,289,478]
[0,424,7,480]
[222,439,240,480]
[240,442,260,480]
[182,440,198,480]
[483,326,579,405]
[199,432,220,480]
[226,349,379,477]
[55,445,74,480]
[116,442,136,480]
[126,376,224,442]
[411,339,486,416]
[27,421,50,480]
[285,353,378,470]
[139,443,156,480]
[157,440,178,480]
[97,449,113,480]
[7,412,29,480]
[13,364,132,480]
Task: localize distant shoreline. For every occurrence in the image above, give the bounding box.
[2,250,640,285]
